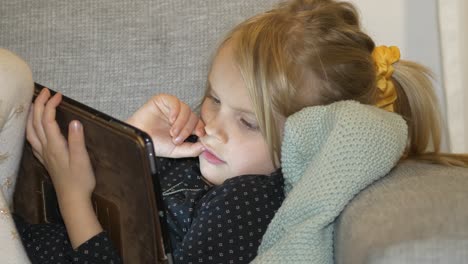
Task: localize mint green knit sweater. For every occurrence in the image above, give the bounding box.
[252,101,408,263]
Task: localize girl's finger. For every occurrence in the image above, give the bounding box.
[174,112,200,144]
[33,88,51,144]
[171,142,205,158]
[155,94,181,124]
[31,149,45,165]
[42,93,68,150]
[33,149,46,165]
[68,120,91,168]
[170,103,191,139]
[26,104,43,153]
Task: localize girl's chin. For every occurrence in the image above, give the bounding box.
[198,158,223,186]
[200,172,223,186]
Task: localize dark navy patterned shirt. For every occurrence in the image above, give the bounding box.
[156,157,284,264]
[16,157,284,264]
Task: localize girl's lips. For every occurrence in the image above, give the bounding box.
[201,149,225,165]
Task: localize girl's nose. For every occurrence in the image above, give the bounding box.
[204,115,228,143]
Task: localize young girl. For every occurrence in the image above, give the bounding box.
[8,0,468,263]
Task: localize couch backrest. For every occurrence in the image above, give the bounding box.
[2,0,280,120]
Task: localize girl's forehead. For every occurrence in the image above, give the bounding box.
[209,44,242,93]
[207,48,255,115]
[210,42,236,74]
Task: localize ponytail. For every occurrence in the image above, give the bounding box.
[392,61,468,166]
[218,0,468,167]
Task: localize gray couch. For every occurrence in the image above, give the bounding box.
[3,0,468,263]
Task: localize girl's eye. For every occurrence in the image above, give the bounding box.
[207,94,220,104]
[240,118,259,130]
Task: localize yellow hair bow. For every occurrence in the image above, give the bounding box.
[372,45,400,112]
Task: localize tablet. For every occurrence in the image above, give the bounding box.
[14,83,173,264]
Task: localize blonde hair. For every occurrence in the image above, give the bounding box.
[392,61,468,166]
[204,0,468,167]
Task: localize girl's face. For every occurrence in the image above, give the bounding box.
[198,43,277,185]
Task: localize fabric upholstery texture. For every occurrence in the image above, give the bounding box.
[335,161,468,264]
[1,0,280,120]
[368,239,468,264]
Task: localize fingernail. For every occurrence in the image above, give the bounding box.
[72,120,82,130]
[174,136,182,144]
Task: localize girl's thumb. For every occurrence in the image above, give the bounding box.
[68,120,88,159]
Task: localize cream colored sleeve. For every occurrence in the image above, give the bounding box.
[0,48,34,264]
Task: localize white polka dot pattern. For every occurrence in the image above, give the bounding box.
[14,214,121,263]
[156,157,284,264]
[14,156,284,264]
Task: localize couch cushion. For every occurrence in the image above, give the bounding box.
[2,0,280,120]
[367,238,468,264]
[334,161,468,264]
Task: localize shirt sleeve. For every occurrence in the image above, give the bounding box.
[172,175,283,264]
[66,232,122,264]
[14,215,122,264]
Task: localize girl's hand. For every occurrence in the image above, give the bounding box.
[26,88,102,248]
[26,88,95,200]
[126,94,205,158]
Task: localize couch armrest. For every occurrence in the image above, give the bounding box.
[334,161,468,264]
